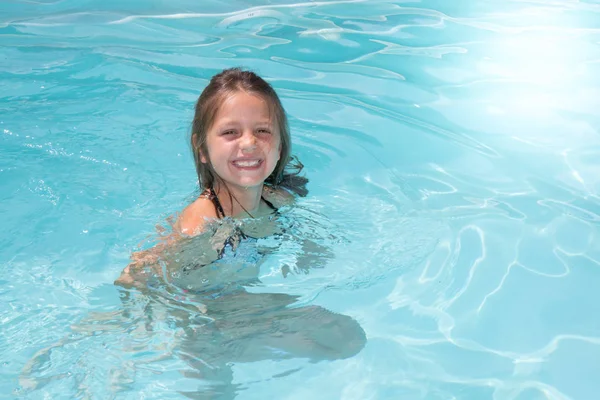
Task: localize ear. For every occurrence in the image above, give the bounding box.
[198,149,208,164]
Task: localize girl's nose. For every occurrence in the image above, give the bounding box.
[240,131,257,152]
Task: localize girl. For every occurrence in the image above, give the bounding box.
[20,70,365,394]
[116,67,308,288]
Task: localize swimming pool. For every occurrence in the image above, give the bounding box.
[2,0,600,398]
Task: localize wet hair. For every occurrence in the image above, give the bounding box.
[191,67,308,197]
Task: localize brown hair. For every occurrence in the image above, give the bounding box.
[191,67,308,197]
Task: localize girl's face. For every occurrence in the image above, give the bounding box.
[202,91,281,190]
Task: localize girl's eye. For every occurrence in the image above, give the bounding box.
[222,130,237,136]
[257,128,271,134]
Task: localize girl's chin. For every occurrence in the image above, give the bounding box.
[224,176,267,189]
[225,168,274,187]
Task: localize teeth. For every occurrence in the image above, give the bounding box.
[234,160,260,167]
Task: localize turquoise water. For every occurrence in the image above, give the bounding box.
[2,0,600,398]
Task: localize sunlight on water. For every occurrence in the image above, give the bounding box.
[1,0,600,399]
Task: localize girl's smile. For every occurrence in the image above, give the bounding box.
[231,158,263,169]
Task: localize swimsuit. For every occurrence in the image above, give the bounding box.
[200,187,278,253]
[175,188,280,295]
[179,187,278,266]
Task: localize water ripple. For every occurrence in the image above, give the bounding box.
[2,0,600,398]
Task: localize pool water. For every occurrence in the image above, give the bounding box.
[2,0,600,398]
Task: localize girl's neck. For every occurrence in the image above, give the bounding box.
[213,182,263,218]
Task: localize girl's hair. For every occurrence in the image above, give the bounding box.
[191,67,308,197]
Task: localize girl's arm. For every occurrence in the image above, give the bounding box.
[115,197,219,288]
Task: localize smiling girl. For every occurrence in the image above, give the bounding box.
[180,68,306,232]
[19,70,364,392]
[116,68,307,287]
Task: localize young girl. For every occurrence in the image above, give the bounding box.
[19,71,364,392]
[116,67,307,288]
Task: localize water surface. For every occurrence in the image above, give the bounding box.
[2,0,600,399]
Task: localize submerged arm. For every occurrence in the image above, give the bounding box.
[115,197,220,288]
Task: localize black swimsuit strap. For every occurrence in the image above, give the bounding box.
[261,196,278,211]
[201,187,225,218]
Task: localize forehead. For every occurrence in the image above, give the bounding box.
[214,91,273,121]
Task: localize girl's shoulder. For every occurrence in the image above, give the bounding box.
[176,195,219,236]
[262,185,295,209]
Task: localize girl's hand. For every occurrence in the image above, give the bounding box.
[115,248,164,288]
[130,249,160,266]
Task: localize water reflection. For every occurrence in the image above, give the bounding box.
[20,215,366,398]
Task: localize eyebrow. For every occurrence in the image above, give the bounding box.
[216,120,273,128]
